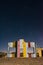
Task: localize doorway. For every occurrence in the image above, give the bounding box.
[37,53,39,57]
[41,50,43,57]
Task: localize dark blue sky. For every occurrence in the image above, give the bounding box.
[0,0,43,51]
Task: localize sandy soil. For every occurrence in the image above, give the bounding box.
[0,57,43,65]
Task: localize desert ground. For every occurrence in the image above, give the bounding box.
[0,57,43,65]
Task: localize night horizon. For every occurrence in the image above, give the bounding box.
[0,0,43,51]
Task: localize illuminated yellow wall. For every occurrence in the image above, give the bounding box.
[22,42,26,58]
[13,41,17,47]
[36,48,43,57]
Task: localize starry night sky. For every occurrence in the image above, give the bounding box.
[0,0,43,51]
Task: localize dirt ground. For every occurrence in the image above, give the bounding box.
[0,57,43,65]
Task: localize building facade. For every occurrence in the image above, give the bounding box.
[7,39,36,58]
